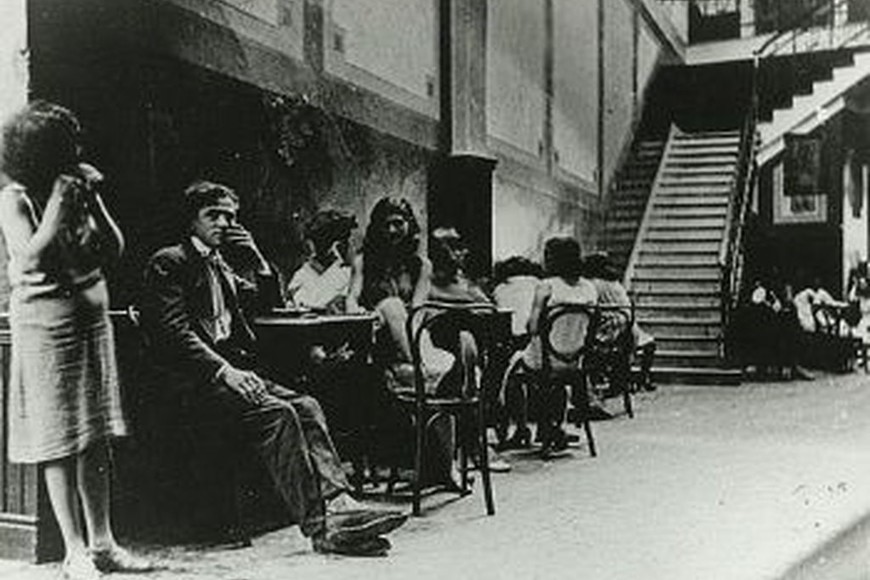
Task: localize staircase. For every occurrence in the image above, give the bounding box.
[602,139,666,276]
[758,48,870,165]
[624,126,744,385]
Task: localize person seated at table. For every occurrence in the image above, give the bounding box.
[286,208,357,313]
[792,276,852,371]
[490,256,543,449]
[793,276,847,334]
[502,237,598,454]
[140,181,407,558]
[847,266,870,346]
[492,256,544,346]
[347,196,432,384]
[426,227,511,472]
[428,226,490,304]
[582,252,646,410]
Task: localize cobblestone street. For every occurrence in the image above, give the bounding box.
[4,373,870,580]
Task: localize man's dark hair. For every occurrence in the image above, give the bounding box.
[183,180,238,224]
[0,101,82,196]
[543,236,583,280]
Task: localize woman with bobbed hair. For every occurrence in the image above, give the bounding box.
[503,236,597,454]
[0,102,152,579]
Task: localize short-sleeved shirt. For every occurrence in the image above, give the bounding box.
[287,260,351,310]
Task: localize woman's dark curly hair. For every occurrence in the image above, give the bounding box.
[0,101,82,197]
[361,196,422,301]
[543,236,583,280]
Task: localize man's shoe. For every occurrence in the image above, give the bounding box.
[90,546,157,574]
[326,509,408,544]
[313,535,391,557]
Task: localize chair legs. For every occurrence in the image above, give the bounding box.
[477,406,495,516]
[410,406,496,517]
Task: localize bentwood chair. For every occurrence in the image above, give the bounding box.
[584,303,636,419]
[538,303,601,457]
[399,301,498,516]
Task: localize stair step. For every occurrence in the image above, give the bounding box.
[640,319,723,336]
[654,196,729,207]
[661,166,736,177]
[669,144,740,156]
[649,217,727,229]
[665,158,739,168]
[651,206,728,217]
[669,151,738,162]
[644,230,722,242]
[654,352,723,368]
[634,293,720,307]
[673,132,740,141]
[656,336,721,352]
[642,241,721,253]
[636,305,722,321]
[659,177,733,188]
[637,253,719,266]
[631,280,720,294]
[652,367,741,386]
[633,266,720,280]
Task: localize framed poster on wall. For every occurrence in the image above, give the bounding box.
[773,161,828,224]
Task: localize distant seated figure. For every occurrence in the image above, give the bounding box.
[492,256,544,344]
[583,252,652,396]
[793,278,847,334]
[737,277,807,379]
[287,209,357,313]
[846,266,870,345]
[428,226,490,304]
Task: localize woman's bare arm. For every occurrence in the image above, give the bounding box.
[0,178,75,268]
[346,254,365,312]
[411,256,432,307]
[526,281,552,335]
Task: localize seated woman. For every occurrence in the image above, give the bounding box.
[502,237,597,453]
[346,198,460,486]
[583,252,649,407]
[491,256,542,449]
[287,209,357,313]
[347,197,431,382]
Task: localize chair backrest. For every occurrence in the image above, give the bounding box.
[591,303,635,350]
[407,302,498,400]
[540,303,599,372]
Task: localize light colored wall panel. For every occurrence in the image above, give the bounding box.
[638,19,661,102]
[325,0,439,117]
[602,0,635,184]
[486,0,546,156]
[166,0,304,58]
[493,173,584,261]
[553,0,598,182]
[0,0,28,124]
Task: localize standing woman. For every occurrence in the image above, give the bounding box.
[0,102,151,579]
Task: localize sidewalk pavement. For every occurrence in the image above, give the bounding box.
[3,372,870,580]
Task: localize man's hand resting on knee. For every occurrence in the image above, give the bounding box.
[219,366,268,404]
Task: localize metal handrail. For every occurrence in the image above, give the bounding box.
[718,106,757,359]
[623,124,679,290]
[754,0,845,58]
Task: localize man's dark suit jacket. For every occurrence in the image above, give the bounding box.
[140,238,282,394]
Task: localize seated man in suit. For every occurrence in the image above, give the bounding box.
[140,181,406,557]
